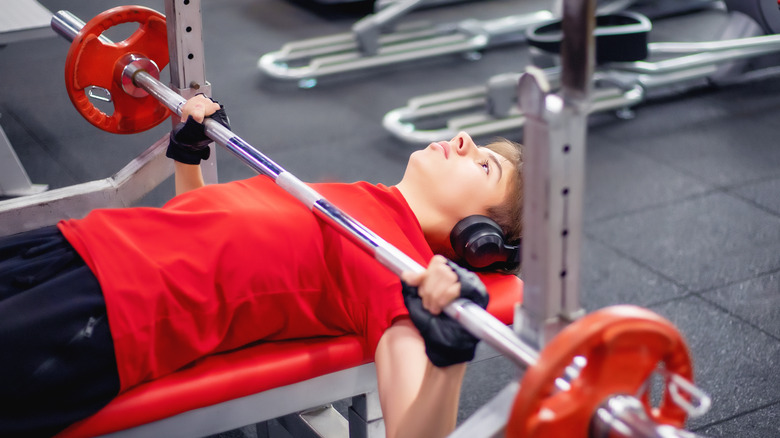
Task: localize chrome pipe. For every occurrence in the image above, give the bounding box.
[648,33,780,55]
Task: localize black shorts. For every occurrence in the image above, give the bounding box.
[0,226,120,437]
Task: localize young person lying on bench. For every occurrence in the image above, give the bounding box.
[0,94,523,438]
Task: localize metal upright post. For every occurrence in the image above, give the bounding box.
[164,0,217,184]
[514,0,595,350]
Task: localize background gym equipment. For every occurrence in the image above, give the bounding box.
[256,0,719,87]
[292,0,476,7]
[383,0,780,144]
[258,0,553,87]
[51,2,713,437]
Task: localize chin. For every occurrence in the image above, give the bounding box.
[403,155,435,185]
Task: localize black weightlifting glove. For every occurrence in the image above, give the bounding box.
[401,260,489,367]
[166,99,231,165]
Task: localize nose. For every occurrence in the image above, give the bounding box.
[452,131,477,156]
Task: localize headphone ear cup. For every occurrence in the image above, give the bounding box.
[450,215,508,270]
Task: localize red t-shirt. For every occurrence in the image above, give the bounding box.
[58,176,433,392]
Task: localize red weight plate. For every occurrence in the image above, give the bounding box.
[506,305,693,437]
[64,6,170,134]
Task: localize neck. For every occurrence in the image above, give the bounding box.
[396,181,454,257]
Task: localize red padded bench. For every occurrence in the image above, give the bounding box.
[57,273,523,438]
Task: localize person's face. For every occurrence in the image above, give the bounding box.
[404,131,515,224]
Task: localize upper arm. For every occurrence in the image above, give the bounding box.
[374,319,428,438]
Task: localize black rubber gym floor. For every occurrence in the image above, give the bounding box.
[0,0,778,436]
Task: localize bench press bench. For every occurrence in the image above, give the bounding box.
[56,273,522,438]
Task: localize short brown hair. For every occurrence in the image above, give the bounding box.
[484,138,523,272]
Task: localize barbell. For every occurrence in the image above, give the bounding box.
[51,6,710,437]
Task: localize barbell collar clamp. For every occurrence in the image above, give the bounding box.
[120,54,161,98]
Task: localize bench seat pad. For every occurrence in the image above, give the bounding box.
[58,273,522,437]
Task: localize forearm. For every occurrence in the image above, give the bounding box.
[384,257,487,438]
[393,362,467,438]
[173,161,205,195]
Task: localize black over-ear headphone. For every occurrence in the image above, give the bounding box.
[450,215,521,271]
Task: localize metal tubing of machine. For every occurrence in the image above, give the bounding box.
[52,9,540,373]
